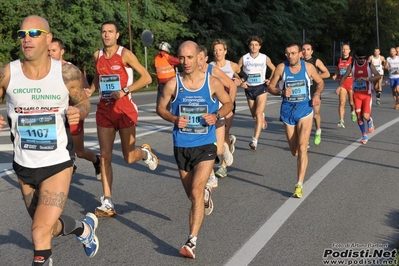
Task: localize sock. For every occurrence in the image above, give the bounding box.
[315,129,321,134]
[33,249,52,266]
[297,182,303,185]
[376,92,381,98]
[188,235,197,245]
[93,155,100,166]
[368,117,373,123]
[59,215,84,236]
[358,121,366,134]
[252,137,257,144]
[351,111,355,115]
[143,149,149,160]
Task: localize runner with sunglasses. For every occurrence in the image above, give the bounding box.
[0,15,98,265]
[336,48,381,144]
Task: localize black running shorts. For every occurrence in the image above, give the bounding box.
[174,143,217,172]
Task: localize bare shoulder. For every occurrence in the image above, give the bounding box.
[62,63,81,84]
[230,61,240,72]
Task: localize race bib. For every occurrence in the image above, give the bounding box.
[99,74,121,98]
[247,73,262,84]
[353,81,366,91]
[17,114,57,151]
[286,80,307,102]
[390,67,398,75]
[339,67,347,76]
[179,105,208,134]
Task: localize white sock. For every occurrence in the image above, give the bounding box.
[297,181,303,185]
[315,129,321,134]
[252,137,258,144]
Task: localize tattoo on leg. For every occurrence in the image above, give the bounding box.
[38,190,67,209]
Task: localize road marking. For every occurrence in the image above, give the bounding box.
[225,117,399,266]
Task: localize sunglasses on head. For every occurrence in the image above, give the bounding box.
[17,29,48,39]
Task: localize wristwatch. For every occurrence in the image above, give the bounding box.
[123,87,130,95]
[277,90,283,97]
[214,112,221,120]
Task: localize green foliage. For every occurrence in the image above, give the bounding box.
[0,0,399,79]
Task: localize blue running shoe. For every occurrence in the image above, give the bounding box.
[76,212,99,258]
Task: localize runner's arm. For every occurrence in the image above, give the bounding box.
[316,59,330,79]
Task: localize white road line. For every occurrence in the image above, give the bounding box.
[225,117,399,266]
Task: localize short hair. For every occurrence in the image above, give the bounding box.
[302,43,313,50]
[355,47,367,57]
[247,35,263,46]
[51,37,65,50]
[285,42,301,52]
[211,39,228,51]
[198,45,208,56]
[101,20,119,32]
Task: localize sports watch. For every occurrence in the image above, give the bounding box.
[123,87,130,95]
[214,112,221,120]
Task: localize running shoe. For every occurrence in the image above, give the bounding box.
[179,237,196,259]
[215,165,227,178]
[249,141,257,150]
[93,154,101,180]
[141,144,158,170]
[351,112,356,122]
[223,142,233,166]
[76,212,99,258]
[204,186,214,216]
[95,196,116,217]
[360,135,368,144]
[262,112,267,130]
[314,133,321,145]
[229,135,236,154]
[367,119,374,133]
[337,120,345,128]
[376,98,381,105]
[206,174,218,188]
[292,184,303,198]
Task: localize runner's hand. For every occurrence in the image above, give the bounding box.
[66,106,80,125]
[0,115,7,132]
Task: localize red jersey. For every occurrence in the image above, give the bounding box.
[352,61,372,95]
[96,46,133,100]
[337,56,353,90]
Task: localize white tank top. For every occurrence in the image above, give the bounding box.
[242,53,268,86]
[387,56,399,79]
[371,55,384,75]
[210,60,235,79]
[6,59,72,168]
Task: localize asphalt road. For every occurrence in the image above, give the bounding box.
[1,80,399,266]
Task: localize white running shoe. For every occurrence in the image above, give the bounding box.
[141,144,158,170]
[95,196,116,217]
[229,135,236,154]
[223,142,233,166]
[206,174,218,188]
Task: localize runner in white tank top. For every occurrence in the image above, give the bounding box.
[0,15,98,265]
[368,48,386,105]
[238,35,275,151]
[209,39,241,179]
